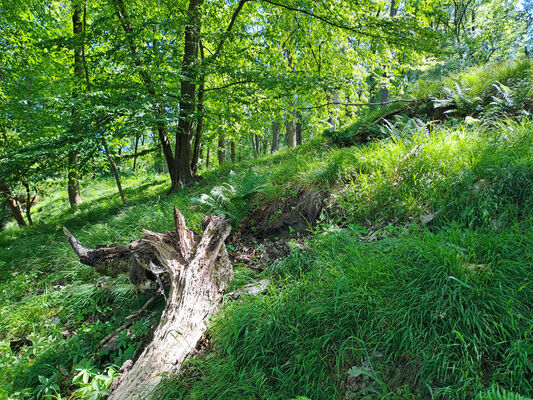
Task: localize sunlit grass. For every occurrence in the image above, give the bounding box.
[1,80,532,398]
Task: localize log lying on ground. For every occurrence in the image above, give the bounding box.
[64,207,233,400]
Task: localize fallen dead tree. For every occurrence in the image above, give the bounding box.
[64,207,233,400]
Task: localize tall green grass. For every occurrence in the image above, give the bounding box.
[334,118,533,229]
[2,61,533,400]
[154,225,532,399]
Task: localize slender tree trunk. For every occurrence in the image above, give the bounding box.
[230,141,236,163]
[173,0,204,191]
[23,182,34,225]
[379,0,398,108]
[217,134,225,166]
[68,1,84,210]
[68,154,83,209]
[206,147,210,170]
[296,119,303,146]
[271,121,280,153]
[285,114,297,147]
[0,184,26,227]
[252,135,259,156]
[251,136,257,156]
[133,133,139,171]
[191,69,205,175]
[102,136,127,204]
[327,91,339,129]
[262,135,268,155]
[283,46,298,148]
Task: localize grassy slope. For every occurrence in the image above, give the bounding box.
[1,61,532,400]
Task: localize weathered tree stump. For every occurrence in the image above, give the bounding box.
[64,207,233,400]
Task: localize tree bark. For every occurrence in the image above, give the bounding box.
[327,91,339,129]
[133,133,139,171]
[230,141,236,163]
[173,0,205,191]
[379,0,398,108]
[102,136,127,204]
[0,184,26,227]
[271,121,280,153]
[68,154,83,209]
[217,134,225,166]
[296,118,302,146]
[283,46,298,148]
[191,70,205,175]
[64,208,232,400]
[285,113,297,147]
[23,182,34,225]
[253,135,260,155]
[68,1,84,210]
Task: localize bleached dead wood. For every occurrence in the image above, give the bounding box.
[64,207,232,400]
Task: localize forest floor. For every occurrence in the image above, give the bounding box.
[1,61,532,400]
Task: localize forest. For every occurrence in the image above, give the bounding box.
[0,0,532,399]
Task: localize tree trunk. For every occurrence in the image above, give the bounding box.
[217,134,225,166]
[206,147,210,170]
[230,141,236,163]
[64,208,232,400]
[68,154,83,209]
[296,118,302,146]
[102,136,127,204]
[283,46,298,148]
[173,0,204,191]
[23,182,34,225]
[271,121,280,153]
[262,135,268,155]
[68,2,84,210]
[285,114,297,148]
[191,73,205,175]
[379,0,398,108]
[133,133,139,171]
[0,184,26,227]
[327,91,339,129]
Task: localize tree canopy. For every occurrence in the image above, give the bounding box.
[0,0,530,219]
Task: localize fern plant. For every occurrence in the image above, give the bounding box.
[192,169,269,225]
[481,81,522,122]
[476,387,531,400]
[432,81,482,115]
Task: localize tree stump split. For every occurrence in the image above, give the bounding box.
[64,207,233,399]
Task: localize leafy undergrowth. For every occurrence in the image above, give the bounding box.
[326,59,533,146]
[1,61,532,400]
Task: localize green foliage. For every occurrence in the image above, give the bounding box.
[192,169,269,224]
[333,118,533,229]
[152,61,533,400]
[327,60,533,148]
[2,52,533,400]
[476,387,532,400]
[71,363,118,400]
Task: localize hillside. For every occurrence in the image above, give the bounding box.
[1,60,532,399]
